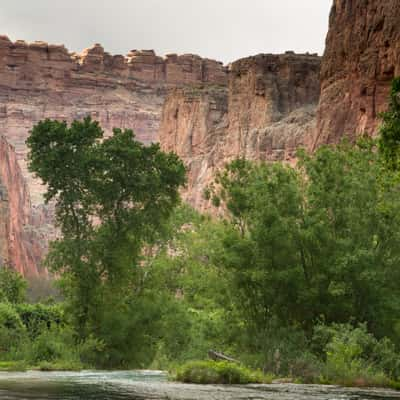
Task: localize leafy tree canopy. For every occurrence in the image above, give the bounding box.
[27,118,186,365]
[211,139,400,345]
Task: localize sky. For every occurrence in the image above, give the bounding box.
[0,0,332,64]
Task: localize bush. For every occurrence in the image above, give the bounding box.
[0,267,27,304]
[174,361,270,384]
[38,359,83,371]
[28,325,79,365]
[15,303,63,339]
[315,323,399,386]
[287,352,323,384]
[76,335,105,367]
[0,302,27,353]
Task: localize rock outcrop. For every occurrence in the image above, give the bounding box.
[0,135,44,276]
[160,53,321,209]
[160,85,229,208]
[0,179,9,268]
[314,0,400,147]
[0,35,227,205]
[6,0,400,274]
[0,35,227,274]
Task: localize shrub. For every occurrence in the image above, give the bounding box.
[0,302,27,353]
[15,303,64,338]
[38,359,83,371]
[174,361,270,384]
[28,325,77,365]
[0,267,27,304]
[287,352,323,383]
[77,335,105,367]
[315,323,399,386]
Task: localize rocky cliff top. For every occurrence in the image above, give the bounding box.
[0,35,228,87]
[0,35,229,275]
[160,52,321,210]
[229,52,320,70]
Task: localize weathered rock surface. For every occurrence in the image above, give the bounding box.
[160,85,229,208]
[0,135,44,275]
[0,178,8,269]
[0,35,227,274]
[314,0,400,147]
[6,0,400,274]
[160,53,321,209]
[0,35,227,205]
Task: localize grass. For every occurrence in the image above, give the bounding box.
[37,360,84,371]
[0,359,84,372]
[0,361,28,372]
[173,360,273,384]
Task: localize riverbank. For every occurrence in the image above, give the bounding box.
[0,371,400,400]
[171,360,400,390]
[2,360,399,391]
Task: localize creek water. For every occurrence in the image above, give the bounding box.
[0,370,400,400]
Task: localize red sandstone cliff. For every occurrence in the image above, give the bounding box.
[160,53,321,209]
[0,35,227,206]
[4,0,400,274]
[0,35,227,274]
[0,135,44,276]
[161,0,400,210]
[314,0,400,147]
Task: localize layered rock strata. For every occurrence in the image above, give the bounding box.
[0,35,227,205]
[160,53,321,209]
[6,0,399,274]
[0,35,227,274]
[314,0,400,147]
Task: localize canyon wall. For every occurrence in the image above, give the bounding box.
[4,0,400,274]
[0,35,227,205]
[0,35,227,274]
[160,53,321,209]
[314,0,400,147]
[0,135,44,276]
[161,0,400,211]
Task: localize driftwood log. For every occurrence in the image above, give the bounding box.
[208,350,239,363]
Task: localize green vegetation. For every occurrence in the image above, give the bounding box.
[1,81,400,386]
[174,361,271,384]
[379,77,400,170]
[0,267,27,304]
[27,117,186,368]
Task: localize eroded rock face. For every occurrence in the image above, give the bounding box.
[314,0,400,147]
[160,86,229,208]
[0,35,227,274]
[160,53,321,210]
[0,35,227,205]
[0,135,44,276]
[0,180,9,268]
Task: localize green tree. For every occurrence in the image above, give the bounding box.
[379,77,400,170]
[26,117,186,367]
[144,205,242,366]
[212,140,400,357]
[0,267,27,304]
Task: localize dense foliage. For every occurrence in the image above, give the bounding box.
[0,267,27,304]
[379,77,400,170]
[1,80,400,385]
[27,117,186,367]
[213,140,400,342]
